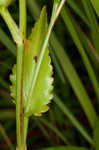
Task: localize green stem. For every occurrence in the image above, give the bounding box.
[16,45,24,149]
[23,117,29,144]
[19,0,26,39]
[16,0,26,149]
[0,1,27,149]
[0,7,22,44]
[0,5,25,149]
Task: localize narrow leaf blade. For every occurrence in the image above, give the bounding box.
[90,0,99,17]
[93,118,99,150]
[39,146,89,150]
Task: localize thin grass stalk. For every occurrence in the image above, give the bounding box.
[50,33,97,128]
[61,7,99,101]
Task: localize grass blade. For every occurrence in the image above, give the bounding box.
[39,118,70,145]
[61,7,99,102]
[50,32,97,128]
[54,94,94,145]
[81,0,99,55]
[0,27,16,56]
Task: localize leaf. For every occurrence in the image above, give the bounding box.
[10,7,53,116]
[39,146,89,150]
[93,118,99,150]
[10,64,16,100]
[90,0,99,17]
[60,7,97,128]
[0,0,13,7]
[54,95,94,145]
[51,33,97,128]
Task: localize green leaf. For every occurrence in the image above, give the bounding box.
[93,118,99,150]
[39,146,89,150]
[0,27,16,56]
[50,33,97,128]
[39,118,69,144]
[61,7,99,102]
[90,0,99,17]
[0,0,13,7]
[54,95,94,145]
[10,7,53,116]
[10,64,16,100]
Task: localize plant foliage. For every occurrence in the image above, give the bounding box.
[10,7,53,116]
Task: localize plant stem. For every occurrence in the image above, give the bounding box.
[0,1,27,149]
[23,117,29,144]
[16,0,26,149]
[19,0,26,39]
[0,5,25,149]
[16,45,24,149]
[0,7,22,45]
